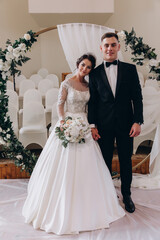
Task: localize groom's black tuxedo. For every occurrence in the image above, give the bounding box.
[88,60,143,197]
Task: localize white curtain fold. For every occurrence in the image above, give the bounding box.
[57,23,123,72]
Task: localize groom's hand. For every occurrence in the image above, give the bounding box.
[91,128,101,141]
[129,123,141,137]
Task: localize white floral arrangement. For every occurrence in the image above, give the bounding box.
[55,116,90,148]
[0,30,38,174]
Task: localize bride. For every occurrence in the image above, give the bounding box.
[22,53,125,235]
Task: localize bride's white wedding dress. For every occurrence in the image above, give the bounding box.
[22,79,125,235]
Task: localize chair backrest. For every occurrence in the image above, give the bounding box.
[38,79,54,96]
[7,80,14,90]
[29,74,43,88]
[37,68,49,78]
[19,80,35,97]
[22,102,46,127]
[15,74,26,90]
[51,102,58,124]
[45,88,59,111]
[6,90,19,111]
[8,103,18,136]
[46,74,59,88]
[23,89,42,107]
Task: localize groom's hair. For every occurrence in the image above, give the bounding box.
[101,32,119,42]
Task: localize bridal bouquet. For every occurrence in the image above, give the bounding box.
[55,116,90,148]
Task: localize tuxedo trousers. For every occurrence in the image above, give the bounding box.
[98,128,133,197]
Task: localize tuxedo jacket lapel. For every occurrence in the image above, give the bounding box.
[115,60,123,98]
[99,63,114,99]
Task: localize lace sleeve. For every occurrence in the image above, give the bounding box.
[57,81,69,120]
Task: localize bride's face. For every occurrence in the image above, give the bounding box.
[78,59,92,77]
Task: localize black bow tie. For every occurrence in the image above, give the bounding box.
[105,60,118,68]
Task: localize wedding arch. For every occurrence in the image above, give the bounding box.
[0,23,159,175]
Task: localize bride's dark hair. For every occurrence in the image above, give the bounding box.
[76,53,96,70]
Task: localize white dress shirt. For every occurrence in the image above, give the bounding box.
[104,60,118,97]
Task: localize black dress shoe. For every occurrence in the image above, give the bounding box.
[123,196,135,213]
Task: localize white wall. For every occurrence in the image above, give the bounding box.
[105,0,160,78]
[40,29,70,80]
[28,0,114,13]
[0,0,41,78]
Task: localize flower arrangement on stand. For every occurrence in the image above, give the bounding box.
[118,28,160,80]
[0,30,38,175]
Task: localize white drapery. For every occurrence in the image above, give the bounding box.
[57,23,123,72]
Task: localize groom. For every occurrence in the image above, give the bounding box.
[88,32,143,213]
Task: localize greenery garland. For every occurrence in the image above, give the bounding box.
[118,28,160,80]
[0,27,159,176]
[0,30,38,175]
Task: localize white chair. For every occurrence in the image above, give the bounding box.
[45,88,59,126]
[37,68,49,79]
[6,90,19,111]
[8,104,19,137]
[30,74,43,88]
[49,102,58,134]
[19,80,36,97]
[38,79,54,97]
[19,89,43,129]
[46,74,59,88]
[23,89,42,107]
[19,102,47,148]
[7,80,14,90]
[15,74,26,91]
[138,71,145,88]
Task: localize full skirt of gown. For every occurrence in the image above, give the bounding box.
[22,112,125,235]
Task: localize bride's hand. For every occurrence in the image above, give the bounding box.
[60,120,65,128]
[60,120,65,125]
[91,128,101,141]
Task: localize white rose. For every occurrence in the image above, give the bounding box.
[149,59,159,67]
[16,155,23,160]
[21,165,25,170]
[4,116,8,122]
[3,61,11,71]
[117,31,126,41]
[0,137,6,145]
[6,52,14,61]
[70,127,80,138]
[24,33,31,41]
[6,134,11,139]
[2,72,7,80]
[13,47,21,58]
[7,45,13,52]
[19,43,26,51]
[6,71,11,77]
[0,61,4,71]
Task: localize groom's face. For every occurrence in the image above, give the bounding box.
[100,37,120,62]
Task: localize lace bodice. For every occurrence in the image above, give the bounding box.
[57,79,90,120]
